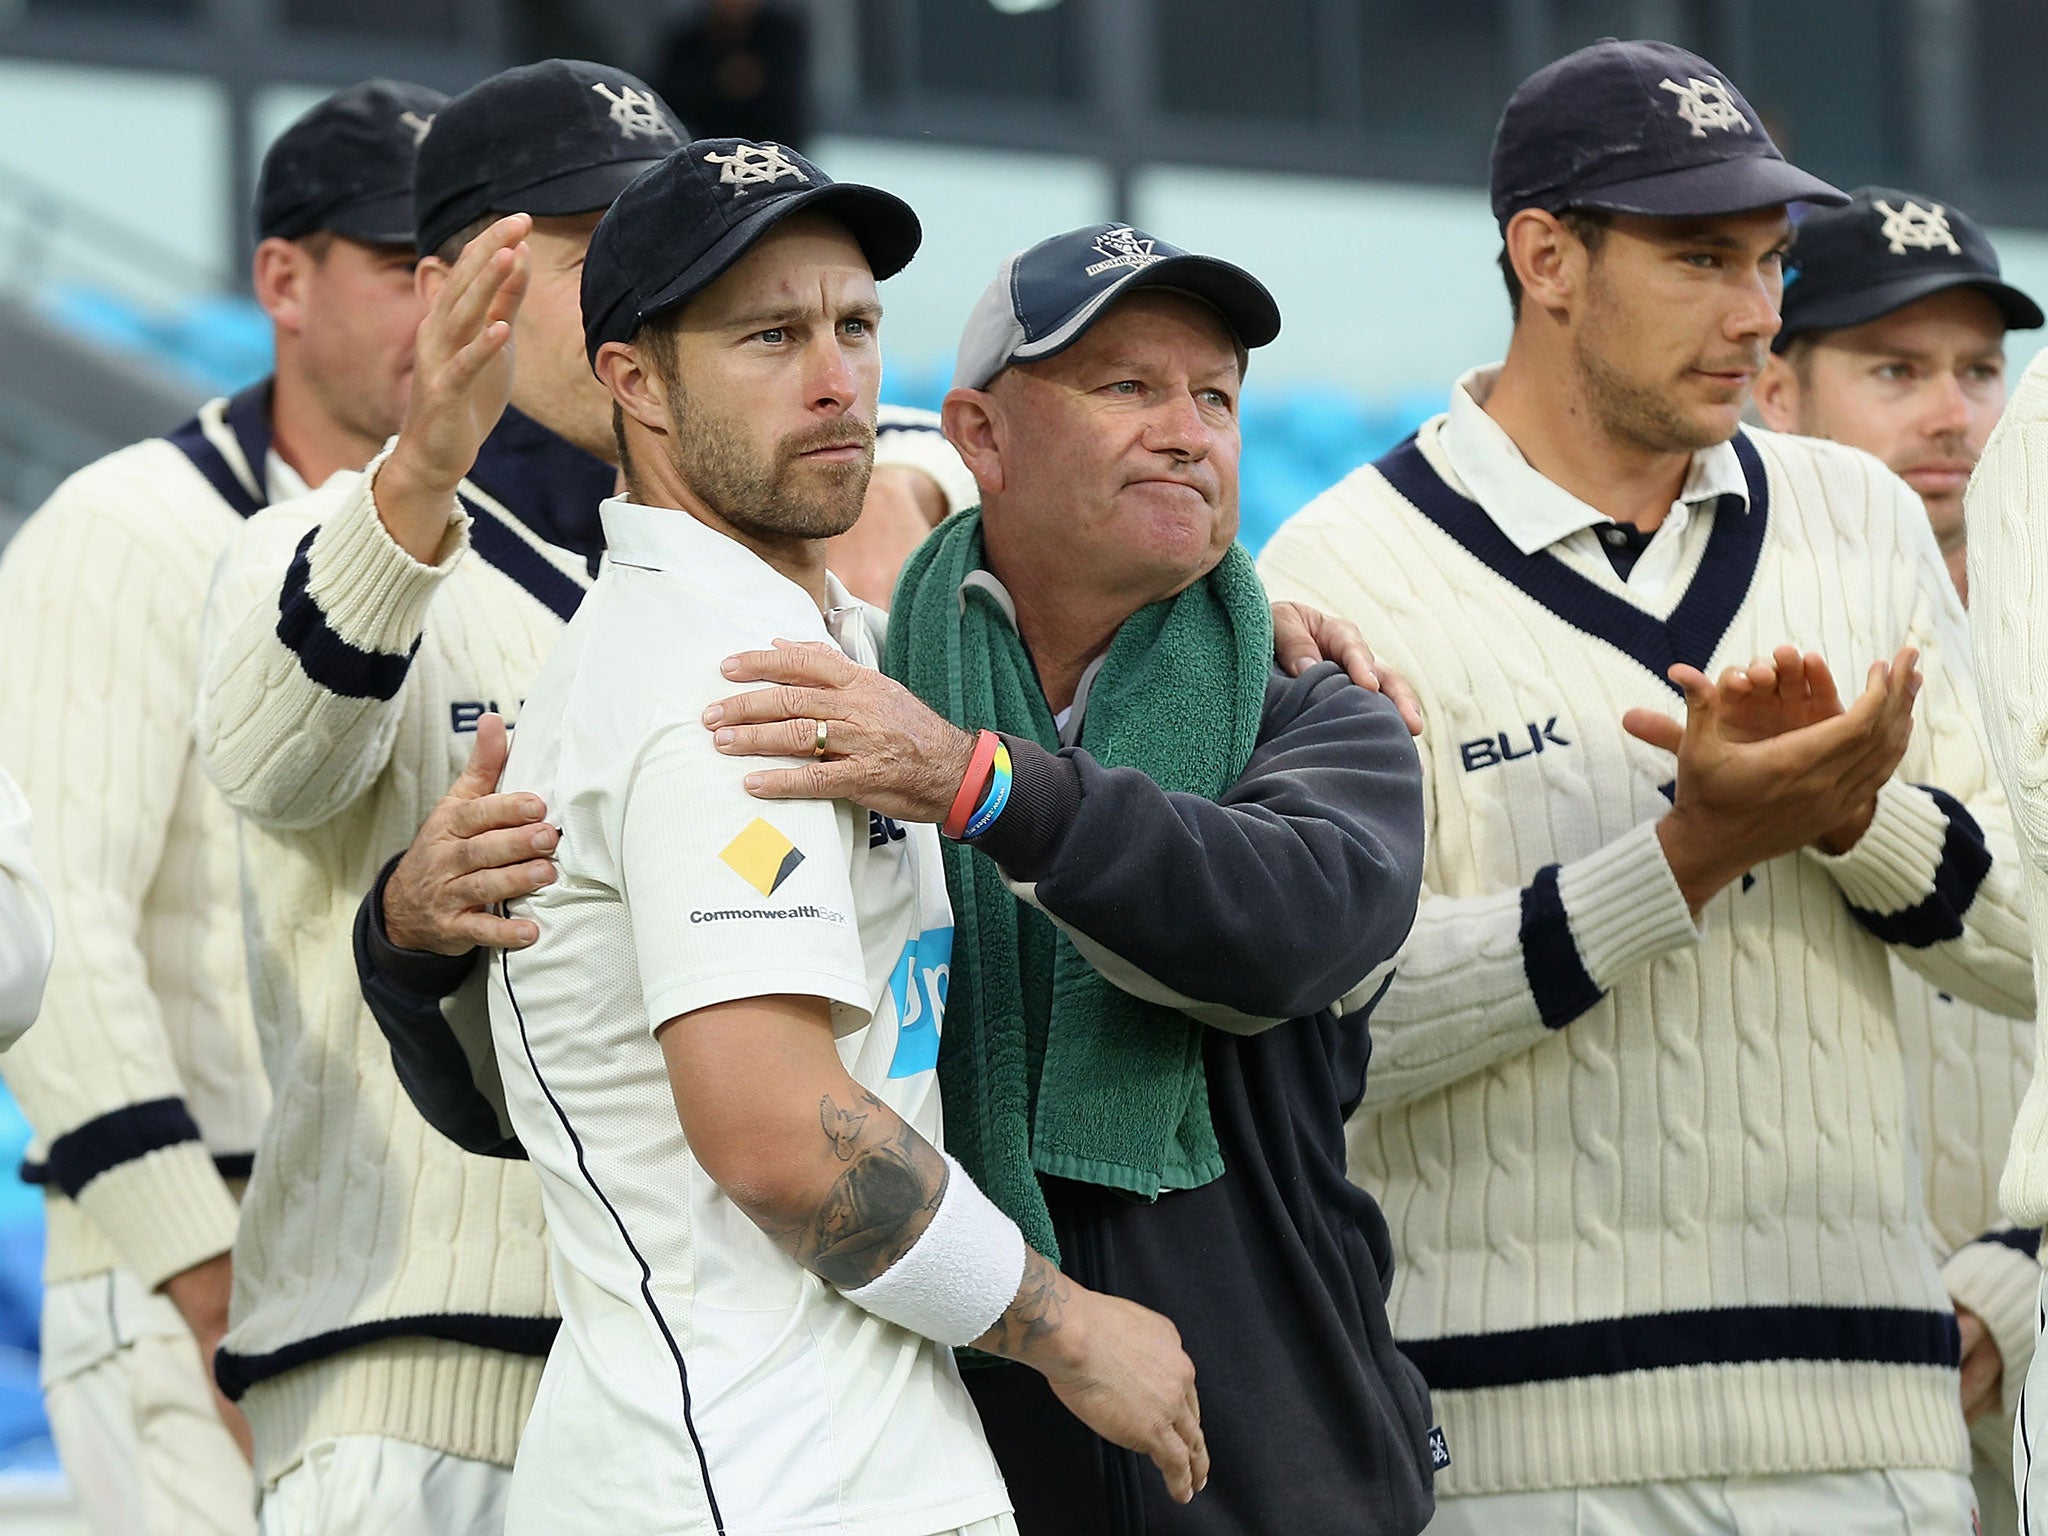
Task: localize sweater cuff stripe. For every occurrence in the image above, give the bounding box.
[1519,864,1604,1028]
[1403,1303,1960,1392]
[1983,1226,2043,1258]
[1846,786,1993,948]
[42,1097,204,1199]
[275,528,421,702]
[214,1312,560,1401]
[21,1148,252,1186]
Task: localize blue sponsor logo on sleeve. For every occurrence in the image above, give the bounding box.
[886,926,953,1078]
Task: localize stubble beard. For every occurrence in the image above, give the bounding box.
[311,351,409,452]
[665,383,874,541]
[1572,281,1739,457]
[1574,334,1731,456]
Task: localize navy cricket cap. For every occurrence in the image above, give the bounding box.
[581,138,921,366]
[951,223,1281,390]
[1774,186,2044,350]
[414,59,686,259]
[1490,38,1846,230]
[256,79,447,246]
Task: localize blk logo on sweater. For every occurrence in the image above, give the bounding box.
[451,700,522,733]
[1459,717,1572,772]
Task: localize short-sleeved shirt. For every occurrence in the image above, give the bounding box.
[487,497,1005,1536]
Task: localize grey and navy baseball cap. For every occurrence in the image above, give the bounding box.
[1774,186,2043,350]
[581,138,921,365]
[1490,38,1846,230]
[952,223,1280,390]
[414,59,686,259]
[257,79,447,246]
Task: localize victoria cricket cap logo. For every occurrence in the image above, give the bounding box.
[1084,225,1159,279]
[398,110,435,146]
[1875,198,1961,256]
[591,81,678,145]
[703,141,808,196]
[1658,74,1750,138]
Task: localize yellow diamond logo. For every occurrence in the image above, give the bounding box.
[719,818,805,897]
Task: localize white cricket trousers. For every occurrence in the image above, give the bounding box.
[1974,1412,2020,1536]
[256,1434,511,1536]
[257,1437,1014,1536]
[41,1268,256,1536]
[1425,1469,1977,1535]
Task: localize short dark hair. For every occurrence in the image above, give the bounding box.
[609,310,685,494]
[1499,208,1614,320]
[433,212,496,266]
[1776,331,1819,383]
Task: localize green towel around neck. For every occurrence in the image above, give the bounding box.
[883,509,1272,1261]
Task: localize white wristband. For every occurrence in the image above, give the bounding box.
[840,1152,1028,1347]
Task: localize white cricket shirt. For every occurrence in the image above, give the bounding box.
[487,497,1006,1536]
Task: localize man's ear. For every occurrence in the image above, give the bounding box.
[251,237,308,334]
[1752,352,1803,434]
[941,386,1004,498]
[596,340,668,437]
[414,255,453,307]
[1504,208,1581,320]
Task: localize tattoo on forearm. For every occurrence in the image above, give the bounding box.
[790,1087,948,1290]
[975,1248,1070,1363]
[820,1096,869,1160]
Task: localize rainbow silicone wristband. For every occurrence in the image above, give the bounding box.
[943,730,1003,840]
[960,740,1013,841]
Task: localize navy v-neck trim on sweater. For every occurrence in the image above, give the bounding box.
[165,379,277,520]
[464,405,614,576]
[458,406,616,625]
[1374,430,1770,696]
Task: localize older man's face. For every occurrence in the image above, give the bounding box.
[990,290,1242,605]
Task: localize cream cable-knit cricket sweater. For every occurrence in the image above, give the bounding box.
[0,390,276,1297]
[1895,968,2040,1471]
[1967,346,2048,1243]
[0,762,50,1046]
[192,406,976,1486]
[194,421,584,1486]
[1260,416,2034,1498]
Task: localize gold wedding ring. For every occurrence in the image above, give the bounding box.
[813,718,829,758]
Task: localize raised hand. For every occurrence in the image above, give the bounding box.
[1624,644,1921,914]
[374,213,533,562]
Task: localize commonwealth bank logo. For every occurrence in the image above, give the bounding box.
[719,818,805,897]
